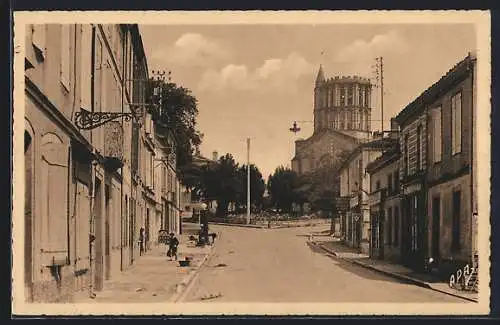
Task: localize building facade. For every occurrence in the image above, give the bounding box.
[338,136,397,254]
[291,66,373,176]
[425,54,478,274]
[395,95,428,271]
[367,142,402,262]
[23,23,155,302]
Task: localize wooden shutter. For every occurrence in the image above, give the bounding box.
[60,25,71,91]
[80,25,92,110]
[32,24,46,59]
[39,133,69,267]
[75,181,91,270]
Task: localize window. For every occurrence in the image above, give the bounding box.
[393,171,399,193]
[336,86,341,106]
[340,87,346,106]
[358,86,364,107]
[60,25,71,91]
[432,106,443,163]
[32,24,46,60]
[387,207,393,245]
[394,206,399,246]
[416,125,422,171]
[364,88,369,107]
[404,134,409,176]
[376,180,381,190]
[347,85,354,106]
[452,190,461,251]
[451,92,462,155]
[387,173,393,195]
[40,133,69,266]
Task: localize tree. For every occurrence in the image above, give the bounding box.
[198,153,241,217]
[237,164,266,212]
[267,166,301,213]
[149,79,204,183]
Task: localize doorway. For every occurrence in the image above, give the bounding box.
[93,178,103,291]
[145,208,150,252]
[379,212,385,259]
[432,196,441,260]
[104,184,111,280]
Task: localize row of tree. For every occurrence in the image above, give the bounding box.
[182,153,266,217]
[266,149,352,216]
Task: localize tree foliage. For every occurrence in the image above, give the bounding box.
[236,164,266,211]
[267,166,301,213]
[149,80,203,183]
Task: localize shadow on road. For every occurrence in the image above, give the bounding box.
[305,242,410,284]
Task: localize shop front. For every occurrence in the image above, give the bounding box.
[401,180,428,271]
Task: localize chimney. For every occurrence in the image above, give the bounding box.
[212,150,218,161]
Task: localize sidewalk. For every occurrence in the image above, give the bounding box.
[74,234,214,303]
[316,240,478,303]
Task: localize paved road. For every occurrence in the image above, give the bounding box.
[182,224,467,303]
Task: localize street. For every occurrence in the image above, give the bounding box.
[182,224,467,303]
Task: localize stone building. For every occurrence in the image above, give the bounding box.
[425,53,478,275]
[366,129,401,262]
[291,66,373,175]
[338,135,398,254]
[23,23,153,302]
[394,86,429,271]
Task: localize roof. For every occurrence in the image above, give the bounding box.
[130,24,149,79]
[365,147,400,174]
[339,137,399,171]
[395,53,476,126]
[315,64,326,85]
[292,128,360,161]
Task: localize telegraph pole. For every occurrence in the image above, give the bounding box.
[246,138,251,224]
[380,57,384,132]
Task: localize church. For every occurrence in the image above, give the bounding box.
[291,65,374,174]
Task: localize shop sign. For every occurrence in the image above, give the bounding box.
[403,182,421,195]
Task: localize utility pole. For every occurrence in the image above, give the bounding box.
[380,57,384,132]
[246,138,251,225]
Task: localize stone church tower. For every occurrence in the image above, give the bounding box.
[291,65,373,175]
[313,64,373,139]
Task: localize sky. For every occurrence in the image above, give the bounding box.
[139,23,476,180]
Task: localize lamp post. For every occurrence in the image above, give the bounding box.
[246,138,251,225]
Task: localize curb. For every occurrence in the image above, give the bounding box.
[169,242,217,303]
[209,223,264,229]
[317,243,478,303]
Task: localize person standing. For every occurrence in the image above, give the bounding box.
[167,233,179,261]
[139,227,145,256]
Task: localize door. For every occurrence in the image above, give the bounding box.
[93,179,103,291]
[432,196,441,260]
[145,209,150,251]
[129,199,135,265]
[104,185,111,280]
[379,212,385,259]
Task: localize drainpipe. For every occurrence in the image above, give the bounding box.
[87,24,96,299]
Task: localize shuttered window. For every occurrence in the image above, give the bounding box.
[75,181,91,270]
[60,25,71,91]
[40,133,69,267]
[451,92,462,155]
[80,25,92,111]
[32,24,46,60]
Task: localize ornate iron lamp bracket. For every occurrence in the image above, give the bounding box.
[74,108,142,130]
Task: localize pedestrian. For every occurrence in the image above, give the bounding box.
[139,227,145,256]
[167,233,179,261]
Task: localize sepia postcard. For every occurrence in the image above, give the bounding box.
[12,10,491,316]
